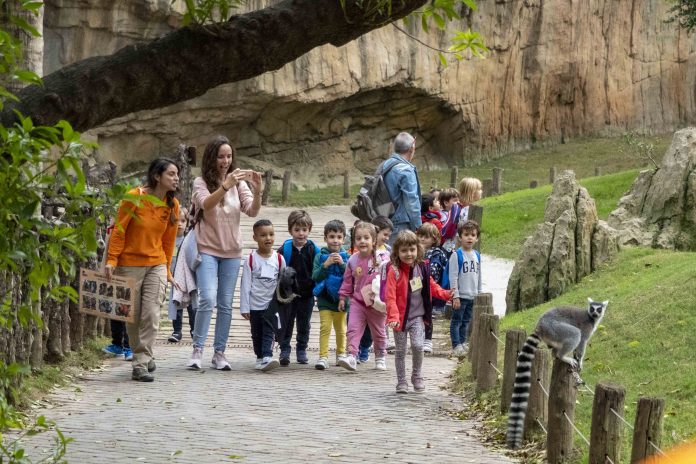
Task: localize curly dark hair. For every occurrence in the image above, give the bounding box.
[201,135,235,192]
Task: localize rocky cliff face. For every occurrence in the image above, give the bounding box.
[44,0,696,186]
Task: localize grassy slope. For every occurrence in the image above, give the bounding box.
[268,134,670,207]
[483,247,696,461]
[480,170,640,260]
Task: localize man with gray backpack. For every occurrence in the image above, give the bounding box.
[351,132,422,245]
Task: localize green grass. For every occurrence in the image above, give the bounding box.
[479,170,640,260]
[268,134,670,207]
[421,133,670,193]
[453,247,696,462]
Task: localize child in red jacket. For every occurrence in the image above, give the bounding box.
[385,230,453,394]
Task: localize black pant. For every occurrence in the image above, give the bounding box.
[250,311,275,359]
[110,320,130,349]
[279,296,314,355]
[359,326,372,350]
[172,305,196,337]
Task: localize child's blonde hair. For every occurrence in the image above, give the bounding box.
[458,177,483,205]
[390,230,424,267]
[416,223,440,247]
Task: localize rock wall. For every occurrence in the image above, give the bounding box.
[44,0,696,186]
[608,128,696,250]
[506,171,619,313]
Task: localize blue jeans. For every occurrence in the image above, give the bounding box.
[450,298,473,348]
[388,222,412,247]
[193,253,241,352]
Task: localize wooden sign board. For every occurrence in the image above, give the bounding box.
[79,268,136,323]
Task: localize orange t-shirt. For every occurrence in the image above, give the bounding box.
[107,188,179,277]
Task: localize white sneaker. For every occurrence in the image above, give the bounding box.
[315,357,328,370]
[453,344,465,357]
[337,354,357,372]
[260,356,279,372]
[462,342,470,355]
[423,339,433,353]
[375,357,386,370]
[254,358,263,370]
[211,351,232,371]
[187,346,203,369]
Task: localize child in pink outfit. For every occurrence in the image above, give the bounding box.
[337,221,387,372]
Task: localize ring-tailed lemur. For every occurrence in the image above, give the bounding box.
[506,298,608,449]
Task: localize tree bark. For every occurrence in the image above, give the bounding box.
[1,0,426,132]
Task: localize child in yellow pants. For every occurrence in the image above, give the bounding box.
[311,220,349,369]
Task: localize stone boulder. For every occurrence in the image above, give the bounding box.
[608,128,696,250]
[506,171,619,313]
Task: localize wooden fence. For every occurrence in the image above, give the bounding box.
[468,293,666,463]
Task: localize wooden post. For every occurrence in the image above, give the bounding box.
[468,204,484,252]
[525,348,551,439]
[630,397,665,463]
[343,171,350,199]
[475,314,499,392]
[590,381,626,464]
[547,360,577,464]
[530,180,538,188]
[475,293,493,307]
[282,170,292,204]
[501,329,526,413]
[482,178,493,197]
[549,166,557,184]
[450,166,459,188]
[175,144,193,209]
[594,166,601,177]
[469,304,493,378]
[492,167,503,195]
[261,169,273,206]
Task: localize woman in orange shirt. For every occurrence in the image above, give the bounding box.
[105,158,180,382]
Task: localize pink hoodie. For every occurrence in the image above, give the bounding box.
[192,177,259,258]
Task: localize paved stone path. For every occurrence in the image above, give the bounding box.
[14,206,516,463]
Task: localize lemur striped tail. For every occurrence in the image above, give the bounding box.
[506,333,541,449]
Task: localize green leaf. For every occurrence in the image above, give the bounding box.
[9,15,40,37]
[433,12,446,29]
[438,52,447,67]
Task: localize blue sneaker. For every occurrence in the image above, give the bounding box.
[123,348,133,361]
[358,346,370,364]
[102,344,123,356]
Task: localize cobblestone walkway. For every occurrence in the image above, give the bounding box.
[18,347,514,463]
[14,206,516,463]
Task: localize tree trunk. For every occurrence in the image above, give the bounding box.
[1,0,426,132]
[0,1,43,93]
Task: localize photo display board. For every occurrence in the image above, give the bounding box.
[79,268,136,323]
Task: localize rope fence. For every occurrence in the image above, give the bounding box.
[489,330,505,347]
[488,360,503,377]
[563,411,590,446]
[467,297,670,463]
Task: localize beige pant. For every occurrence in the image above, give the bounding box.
[116,264,167,370]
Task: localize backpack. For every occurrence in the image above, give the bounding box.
[281,239,321,268]
[351,158,405,222]
[440,248,480,289]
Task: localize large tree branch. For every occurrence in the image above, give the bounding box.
[1,0,426,132]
